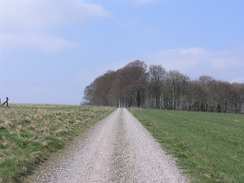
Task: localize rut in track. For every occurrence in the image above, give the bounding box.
[26,108,188,183]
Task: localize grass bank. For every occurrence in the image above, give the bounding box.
[130,108,244,183]
[0,104,115,183]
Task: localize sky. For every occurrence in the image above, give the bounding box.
[0,0,244,105]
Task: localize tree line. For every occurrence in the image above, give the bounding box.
[83,60,244,114]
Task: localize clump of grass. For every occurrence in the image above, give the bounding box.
[28,124,36,131]
[0,117,4,123]
[0,124,5,130]
[0,104,115,183]
[3,120,13,128]
[55,128,69,136]
[40,141,49,148]
[0,141,9,149]
[130,108,244,183]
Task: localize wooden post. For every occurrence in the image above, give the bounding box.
[2,97,9,107]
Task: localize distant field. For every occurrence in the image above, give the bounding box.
[130,109,244,183]
[0,104,115,183]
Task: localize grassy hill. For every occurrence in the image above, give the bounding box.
[130,108,244,183]
[0,104,114,183]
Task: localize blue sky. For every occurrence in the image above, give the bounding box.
[0,0,244,105]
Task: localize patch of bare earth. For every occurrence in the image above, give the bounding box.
[26,109,188,183]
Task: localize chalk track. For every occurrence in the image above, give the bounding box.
[26,108,188,183]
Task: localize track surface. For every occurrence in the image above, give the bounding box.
[27,108,188,183]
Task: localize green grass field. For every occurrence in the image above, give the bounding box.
[0,104,114,183]
[130,108,244,183]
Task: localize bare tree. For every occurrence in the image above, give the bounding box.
[111,60,147,107]
[165,71,189,110]
[148,65,166,109]
[83,71,116,106]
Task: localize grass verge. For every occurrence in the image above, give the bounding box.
[129,108,244,183]
[0,104,115,183]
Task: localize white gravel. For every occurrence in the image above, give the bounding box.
[26,108,189,183]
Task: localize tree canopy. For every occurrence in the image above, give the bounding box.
[83,60,244,114]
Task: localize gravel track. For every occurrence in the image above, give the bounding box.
[26,108,188,183]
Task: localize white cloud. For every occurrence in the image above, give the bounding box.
[77,47,244,83]
[0,32,79,51]
[0,0,111,31]
[134,0,157,4]
[119,0,157,4]
[135,47,244,83]
[0,0,111,51]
